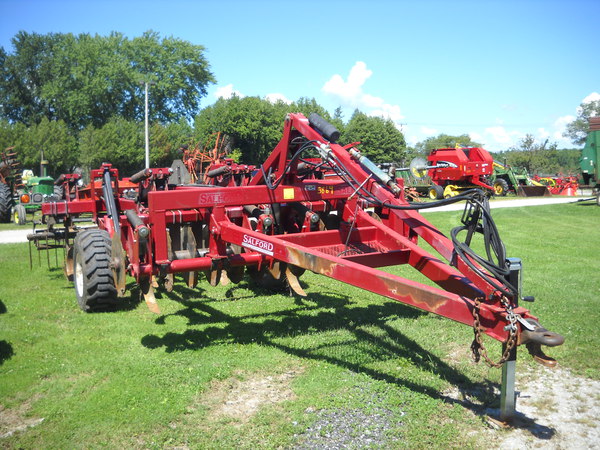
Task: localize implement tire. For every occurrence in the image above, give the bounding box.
[73,229,118,312]
[0,183,15,223]
[428,184,444,200]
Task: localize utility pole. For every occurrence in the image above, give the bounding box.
[142,81,156,169]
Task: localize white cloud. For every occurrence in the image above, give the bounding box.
[537,127,550,140]
[484,126,521,146]
[554,115,575,128]
[469,131,483,142]
[420,125,438,136]
[214,84,244,99]
[265,93,292,104]
[582,92,600,104]
[322,61,404,122]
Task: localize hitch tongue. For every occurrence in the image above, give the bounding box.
[518,318,564,368]
[526,342,558,368]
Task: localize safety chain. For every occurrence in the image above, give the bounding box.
[471,296,518,368]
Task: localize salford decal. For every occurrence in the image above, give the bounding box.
[242,234,274,256]
[199,192,225,205]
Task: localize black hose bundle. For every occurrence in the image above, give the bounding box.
[449,192,516,297]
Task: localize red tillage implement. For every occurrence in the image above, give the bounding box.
[32,113,563,421]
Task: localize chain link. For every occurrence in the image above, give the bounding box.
[471,296,518,368]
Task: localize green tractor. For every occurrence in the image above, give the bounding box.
[490,161,550,197]
[580,117,600,206]
[13,169,55,225]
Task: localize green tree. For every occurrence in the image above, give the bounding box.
[194,96,291,164]
[0,32,64,126]
[0,120,26,152]
[149,119,194,168]
[341,110,406,163]
[503,134,558,174]
[78,117,144,175]
[14,118,77,177]
[0,31,215,130]
[563,98,600,146]
[411,133,482,159]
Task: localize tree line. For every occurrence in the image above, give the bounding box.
[0,31,595,179]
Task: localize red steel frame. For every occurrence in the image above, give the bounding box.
[43,114,555,345]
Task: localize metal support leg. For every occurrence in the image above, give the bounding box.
[500,257,522,422]
[500,344,517,421]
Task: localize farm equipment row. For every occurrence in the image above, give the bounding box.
[28,113,564,420]
[419,146,551,198]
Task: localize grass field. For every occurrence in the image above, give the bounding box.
[0,202,598,448]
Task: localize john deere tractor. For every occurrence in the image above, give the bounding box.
[490,161,550,197]
[13,169,55,225]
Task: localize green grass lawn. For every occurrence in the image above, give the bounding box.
[0,203,598,448]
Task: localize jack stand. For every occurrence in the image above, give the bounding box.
[500,339,517,421]
[500,257,522,422]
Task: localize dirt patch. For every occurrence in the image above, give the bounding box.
[0,396,44,439]
[200,368,303,424]
[445,365,600,449]
[498,366,600,449]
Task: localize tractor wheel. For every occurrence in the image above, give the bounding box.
[72,229,118,312]
[493,179,509,196]
[0,183,15,223]
[13,204,26,225]
[53,184,65,201]
[428,184,444,200]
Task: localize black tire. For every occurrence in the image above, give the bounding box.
[13,204,26,225]
[428,184,444,200]
[53,184,65,201]
[73,229,118,312]
[493,179,509,196]
[0,183,15,223]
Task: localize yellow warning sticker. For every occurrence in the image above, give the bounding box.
[283,188,295,200]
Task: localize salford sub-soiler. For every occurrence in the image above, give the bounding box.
[30,113,563,420]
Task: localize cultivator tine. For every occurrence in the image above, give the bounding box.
[140,277,161,314]
[64,244,74,281]
[207,268,221,286]
[111,234,127,297]
[163,273,174,292]
[45,234,50,268]
[268,261,283,280]
[220,270,231,286]
[182,225,198,288]
[286,265,307,297]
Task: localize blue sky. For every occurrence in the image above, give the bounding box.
[1,0,598,151]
